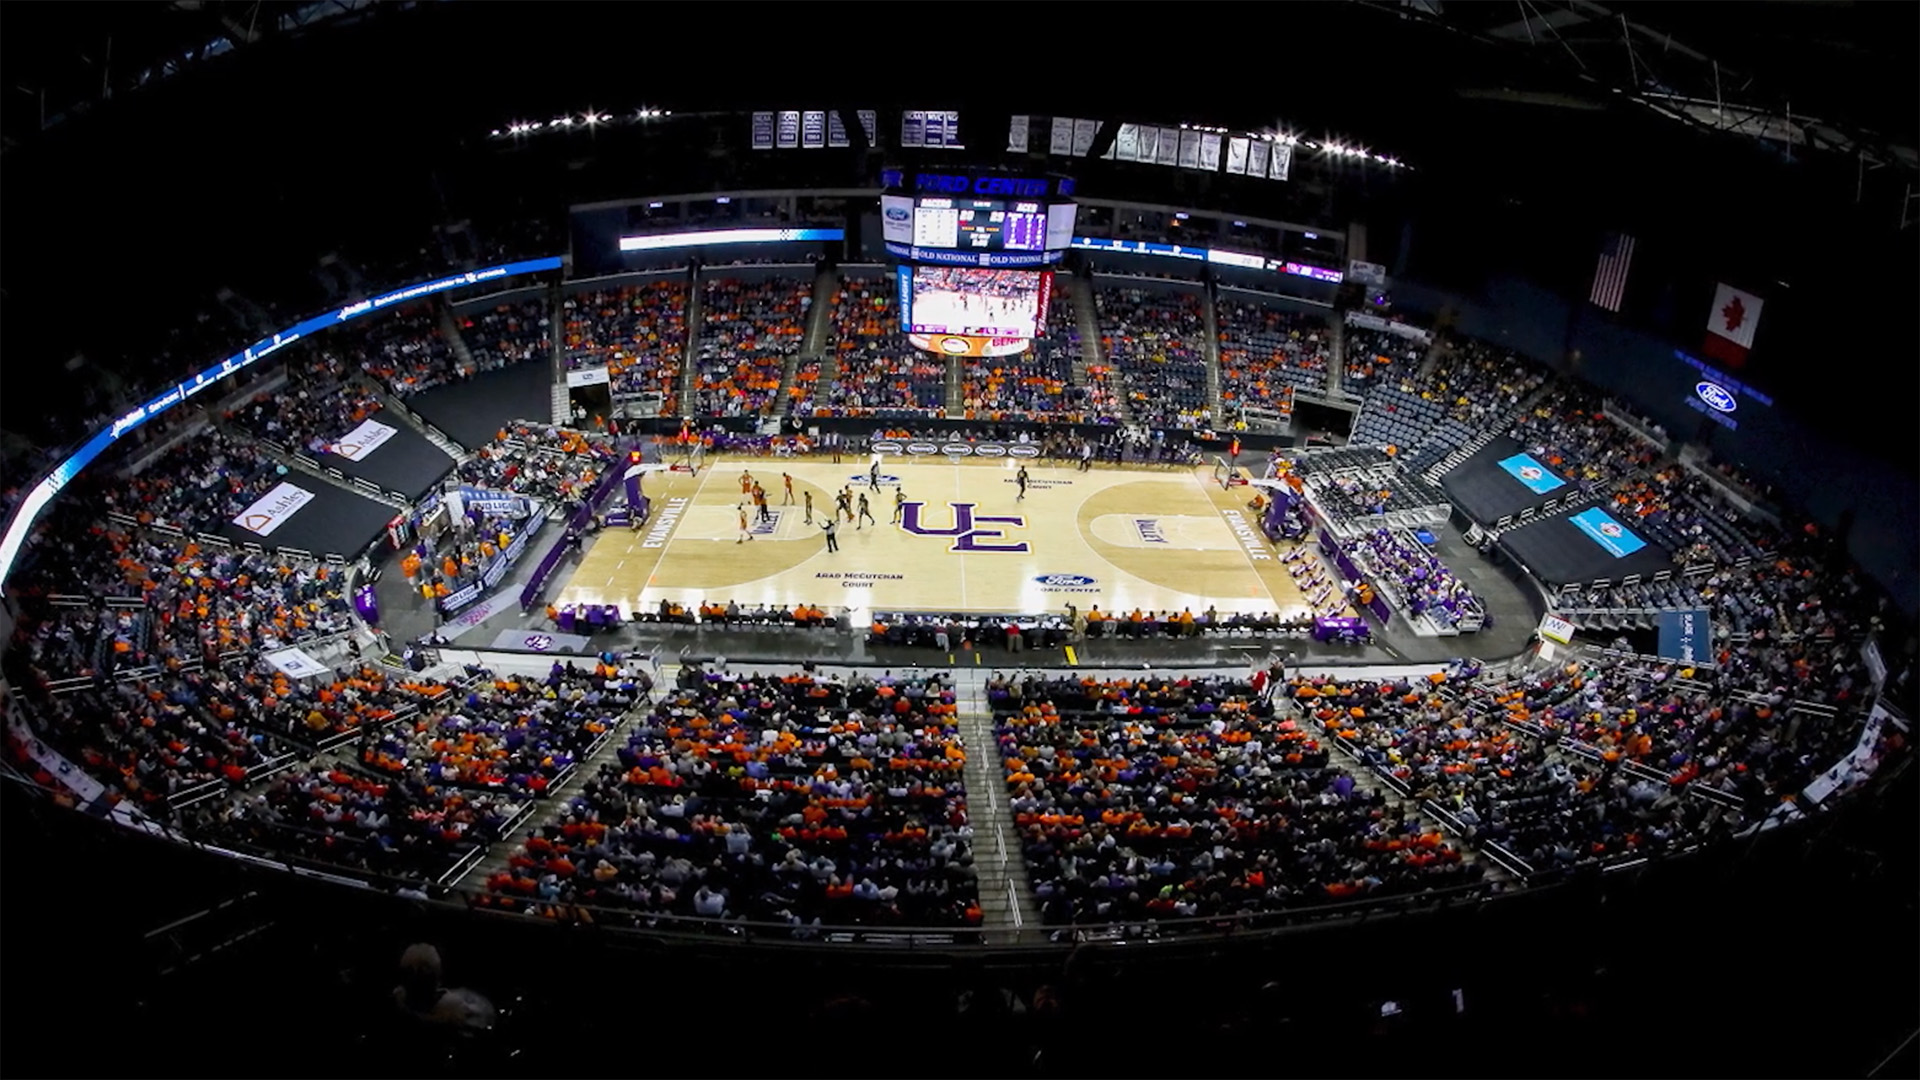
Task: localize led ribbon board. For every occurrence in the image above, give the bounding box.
[0,256,564,584]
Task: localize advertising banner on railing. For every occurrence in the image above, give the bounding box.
[264,646,331,679]
[1654,607,1712,664]
[328,418,398,461]
[233,483,316,537]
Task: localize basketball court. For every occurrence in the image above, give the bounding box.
[553,456,1330,622]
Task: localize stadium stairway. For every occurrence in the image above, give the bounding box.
[1065,275,1101,381]
[954,681,1036,942]
[548,283,568,426]
[678,267,704,419]
[1201,282,1225,427]
[357,375,468,459]
[775,267,838,410]
[1325,310,1346,395]
[450,686,655,892]
[1422,380,1556,484]
[435,300,478,379]
[945,357,962,419]
[1069,274,1129,423]
[802,266,837,357]
[1293,693,1517,884]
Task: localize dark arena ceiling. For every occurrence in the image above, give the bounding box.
[1,1,1915,448]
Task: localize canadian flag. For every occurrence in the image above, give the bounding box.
[1702,282,1763,366]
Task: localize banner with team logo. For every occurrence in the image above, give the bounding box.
[1226,136,1250,175]
[1007,115,1029,153]
[1198,133,1222,172]
[330,418,398,461]
[1050,117,1075,155]
[1247,139,1270,178]
[1568,507,1647,558]
[1497,452,1568,495]
[232,482,316,537]
[1269,142,1293,181]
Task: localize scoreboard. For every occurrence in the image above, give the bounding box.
[910,198,1049,252]
[880,168,1075,269]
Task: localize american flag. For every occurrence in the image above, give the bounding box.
[1588,232,1635,312]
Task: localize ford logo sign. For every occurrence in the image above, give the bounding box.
[941,443,973,456]
[1007,445,1040,458]
[884,207,910,222]
[906,442,938,454]
[938,336,971,355]
[1034,574,1097,587]
[1695,381,1737,413]
[973,444,1006,457]
[872,441,903,454]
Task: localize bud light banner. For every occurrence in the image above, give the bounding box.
[1655,608,1713,665]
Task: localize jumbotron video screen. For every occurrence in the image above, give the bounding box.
[903,267,1050,339]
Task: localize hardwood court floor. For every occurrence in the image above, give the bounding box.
[555,455,1333,621]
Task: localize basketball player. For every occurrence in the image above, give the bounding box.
[1016,465,1029,501]
[736,504,753,544]
[869,460,881,491]
[803,489,814,525]
[782,473,794,504]
[892,487,907,524]
[739,470,754,496]
[837,487,853,522]
[856,492,874,529]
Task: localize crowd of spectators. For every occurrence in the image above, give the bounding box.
[820,276,946,418]
[1507,385,1660,494]
[995,673,1478,931]
[20,670,301,811]
[1217,301,1329,420]
[455,426,610,506]
[459,298,552,371]
[1343,528,1482,630]
[398,503,535,606]
[961,342,1090,422]
[1552,513,1882,714]
[1350,336,1544,456]
[484,665,980,931]
[1292,672,1724,874]
[210,763,513,882]
[361,664,635,801]
[694,277,810,417]
[229,349,385,457]
[562,282,688,414]
[1600,465,1772,568]
[104,430,284,538]
[1093,288,1212,429]
[1340,324,1427,395]
[353,304,463,398]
